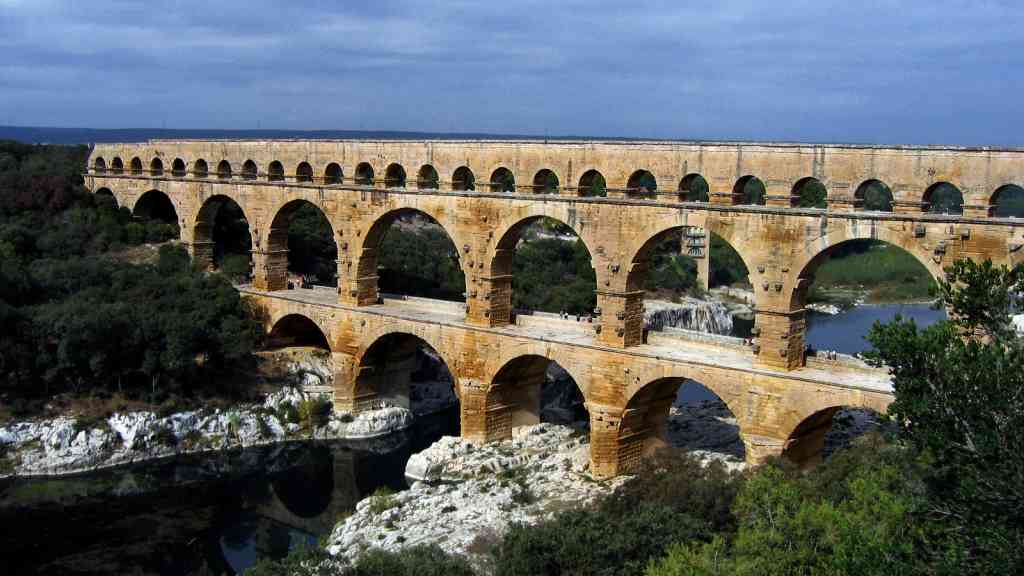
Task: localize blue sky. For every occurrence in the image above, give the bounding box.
[1,0,1022,144]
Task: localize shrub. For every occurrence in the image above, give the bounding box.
[367,486,400,515]
[150,425,178,448]
[297,397,332,430]
[349,545,475,576]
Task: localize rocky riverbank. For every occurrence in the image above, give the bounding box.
[0,387,414,479]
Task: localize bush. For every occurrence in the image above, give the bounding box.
[297,397,332,430]
[349,545,475,576]
[368,486,400,515]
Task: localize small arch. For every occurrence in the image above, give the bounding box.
[990,184,1024,218]
[485,355,588,440]
[268,160,285,182]
[627,169,657,198]
[242,160,258,180]
[679,173,709,202]
[110,157,124,175]
[267,313,330,350]
[133,189,179,227]
[353,332,459,418]
[490,167,515,193]
[923,182,963,215]
[193,159,209,179]
[384,163,407,188]
[171,158,186,178]
[578,169,606,197]
[93,157,107,174]
[417,164,439,190]
[733,175,765,205]
[217,160,232,179]
[619,378,745,467]
[791,177,827,208]
[532,169,560,194]
[295,162,313,183]
[452,166,475,191]
[324,163,343,185]
[130,157,143,175]
[355,162,375,186]
[149,157,164,177]
[854,179,893,211]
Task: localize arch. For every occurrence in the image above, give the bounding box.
[267,313,331,350]
[149,157,164,176]
[193,158,209,179]
[94,187,117,208]
[171,158,186,178]
[489,167,515,193]
[781,405,890,467]
[268,160,285,182]
[267,199,338,286]
[384,163,407,188]
[193,194,253,276]
[923,182,963,215]
[733,175,765,205]
[352,331,459,413]
[416,164,439,190]
[854,179,893,211]
[217,160,232,179]
[324,162,343,185]
[679,173,709,202]
[619,377,745,463]
[133,189,179,225]
[357,207,466,303]
[242,159,258,180]
[130,157,143,175]
[627,169,657,198]
[788,237,942,312]
[989,184,1024,218]
[296,162,313,183]
[791,176,827,208]
[355,162,375,186]
[110,157,123,175]
[270,445,335,519]
[484,354,588,440]
[532,169,560,194]
[626,224,752,294]
[452,166,475,191]
[93,156,106,174]
[578,169,606,197]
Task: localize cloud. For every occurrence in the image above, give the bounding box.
[1,0,1022,144]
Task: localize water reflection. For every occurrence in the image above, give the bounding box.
[0,407,458,575]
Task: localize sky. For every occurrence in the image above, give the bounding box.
[1,0,1023,145]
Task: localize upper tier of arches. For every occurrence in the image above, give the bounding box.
[89,152,1024,219]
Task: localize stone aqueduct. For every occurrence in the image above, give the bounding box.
[85,139,1024,477]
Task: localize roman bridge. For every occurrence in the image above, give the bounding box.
[84,138,1024,477]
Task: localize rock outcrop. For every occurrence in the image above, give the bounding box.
[645,298,734,334]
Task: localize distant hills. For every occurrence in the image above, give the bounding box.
[0,125,599,145]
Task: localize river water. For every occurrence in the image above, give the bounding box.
[2,304,946,575]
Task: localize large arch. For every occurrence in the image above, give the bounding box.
[733,175,765,205]
[532,169,559,194]
[192,194,253,276]
[487,214,597,318]
[354,207,466,304]
[780,403,891,467]
[627,169,657,198]
[490,167,515,193]
[618,377,745,467]
[384,163,407,188]
[578,169,606,197]
[989,184,1024,218]
[854,179,893,212]
[266,199,338,288]
[923,182,963,215]
[679,173,709,202]
[133,189,179,225]
[267,313,331,350]
[452,166,475,191]
[350,331,459,415]
[482,354,588,441]
[416,164,439,190]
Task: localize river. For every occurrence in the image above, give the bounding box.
[1,304,945,575]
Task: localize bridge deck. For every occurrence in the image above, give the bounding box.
[239,285,893,396]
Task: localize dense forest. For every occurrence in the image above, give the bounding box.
[0,142,261,418]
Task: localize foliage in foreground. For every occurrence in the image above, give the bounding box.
[243,544,474,576]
